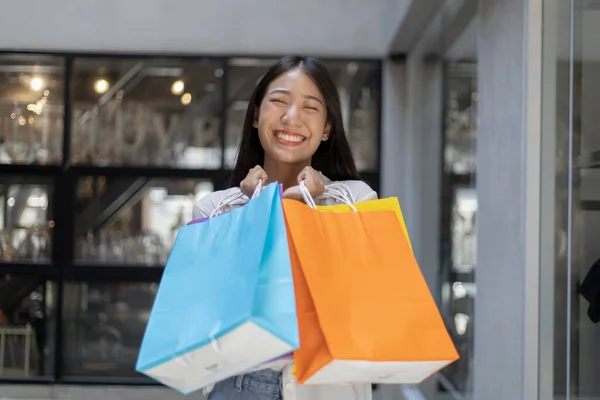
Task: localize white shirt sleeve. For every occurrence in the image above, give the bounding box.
[352,182,378,203]
[316,181,378,206]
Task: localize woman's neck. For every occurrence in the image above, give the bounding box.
[263,157,310,190]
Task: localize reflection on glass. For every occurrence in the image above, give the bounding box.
[0,55,65,165]
[74,177,214,265]
[0,178,53,263]
[439,63,477,398]
[325,61,380,172]
[225,59,380,171]
[542,1,600,397]
[0,275,55,377]
[71,59,224,168]
[574,10,600,399]
[440,187,476,394]
[444,63,477,174]
[62,281,156,377]
[225,60,271,168]
[451,188,477,274]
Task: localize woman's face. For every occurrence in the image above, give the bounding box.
[255,68,331,165]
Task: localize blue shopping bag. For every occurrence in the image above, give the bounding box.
[136,183,299,394]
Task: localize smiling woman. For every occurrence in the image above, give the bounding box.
[257,68,331,174]
[194,56,376,400]
[230,56,359,189]
[224,59,381,172]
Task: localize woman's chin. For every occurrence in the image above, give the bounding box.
[267,150,311,166]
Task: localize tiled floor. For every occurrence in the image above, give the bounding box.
[0,385,207,400]
[0,384,457,400]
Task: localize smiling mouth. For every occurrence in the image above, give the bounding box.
[274,131,307,145]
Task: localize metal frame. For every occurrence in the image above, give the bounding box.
[0,51,383,386]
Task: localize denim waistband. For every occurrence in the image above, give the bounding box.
[232,369,282,395]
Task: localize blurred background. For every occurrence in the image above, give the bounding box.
[0,0,597,399]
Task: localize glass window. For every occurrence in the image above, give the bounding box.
[324,61,380,172]
[0,55,65,165]
[439,186,476,393]
[438,63,477,397]
[541,0,600,398]
[74,177,214,266]
[62,281,156,377]
[0,274,56,378]
[225,59,273,168]
[444,63,477,175]
[70,58,224,168]
[225,59,380,172]
[0,177,54,264]
[450,188,477,275]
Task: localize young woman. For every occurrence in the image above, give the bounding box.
[193,56,375,400]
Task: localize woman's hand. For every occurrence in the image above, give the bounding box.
[283,166,325,202]
[240,165,268,198]
[298,166,325,198]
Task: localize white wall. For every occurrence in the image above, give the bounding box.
[0,0,411,57]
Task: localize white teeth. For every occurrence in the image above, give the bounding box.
[276,132,304,143]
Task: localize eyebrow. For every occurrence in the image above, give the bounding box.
[268,89,324,106]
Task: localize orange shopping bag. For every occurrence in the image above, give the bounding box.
[290,196,413,378]
[283,185,458,385]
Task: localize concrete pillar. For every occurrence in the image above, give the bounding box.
[380,54,443,400]
[473,0,542,399]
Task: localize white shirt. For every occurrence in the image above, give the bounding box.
[193,177,377,219]
[193,176,376,400]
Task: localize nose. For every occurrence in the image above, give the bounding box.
[281,104,301,126]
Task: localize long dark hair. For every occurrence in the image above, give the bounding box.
[229,56,360,187]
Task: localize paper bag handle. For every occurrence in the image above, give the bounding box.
[209,180,264,219]
[299,180,357,211]
[251,179,263,199]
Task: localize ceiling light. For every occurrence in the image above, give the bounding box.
[181,93,192,105]
[31,77,43,91]
[94,79,110,94]
[171,80,185,95]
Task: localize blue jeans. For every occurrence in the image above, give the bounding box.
[207,370,283,400]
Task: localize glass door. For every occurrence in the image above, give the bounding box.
[540,0,600,398]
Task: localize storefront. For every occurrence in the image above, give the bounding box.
[0,55,381,384]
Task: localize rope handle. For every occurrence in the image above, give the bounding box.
[209,180,264,218]
[299,181,357,211]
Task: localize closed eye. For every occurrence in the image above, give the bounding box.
[270,98,285,104]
